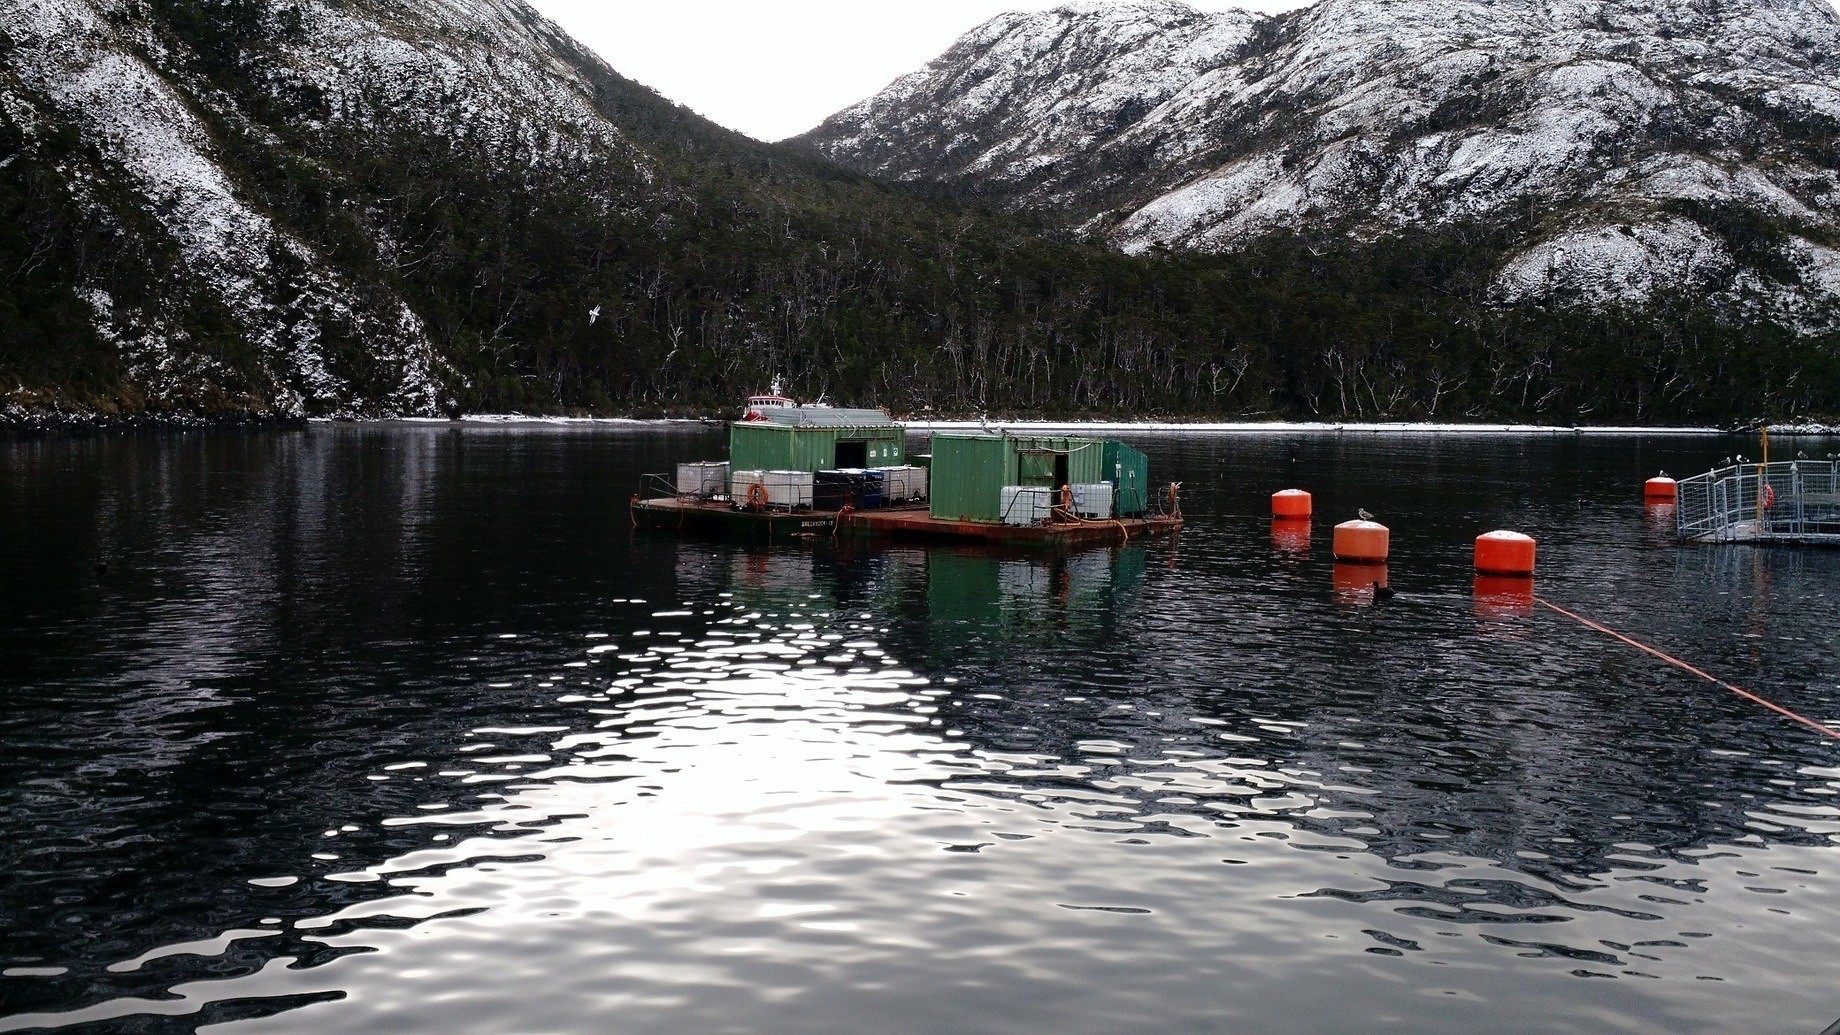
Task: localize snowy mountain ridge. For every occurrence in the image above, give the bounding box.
[5,0,1838,424]
[799,0,1840,321]
[1,0,646,417]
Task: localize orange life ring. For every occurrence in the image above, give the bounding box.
[1059,485,1074,512]
[1762,485,1776,510]
[746,482,770,510]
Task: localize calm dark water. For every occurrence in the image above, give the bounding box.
[3,424,1839,1034]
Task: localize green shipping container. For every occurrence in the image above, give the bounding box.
[729,422,905,474]
[1102,440,1150,517]
[928,434,1105,523]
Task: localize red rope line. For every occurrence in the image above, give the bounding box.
[1536,597,1840,742]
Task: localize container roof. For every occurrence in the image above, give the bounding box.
[746,406,896,428]
[934,432,1105,447]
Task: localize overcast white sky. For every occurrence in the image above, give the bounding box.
[528,1,1312,142]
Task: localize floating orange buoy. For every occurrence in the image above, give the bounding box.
[1271,520,1311,554]
[1644,475,1677,501]
[1271,489,1313,519]
[1473,530,1536,577]
[1332,520,1389,564]
[1473,576,1535,618]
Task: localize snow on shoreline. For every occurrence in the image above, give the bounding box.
[17,414,1823,435]
[904,420,1729,435]
[337,415,1755,435]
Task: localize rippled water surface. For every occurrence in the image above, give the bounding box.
[4,425,1840,1033]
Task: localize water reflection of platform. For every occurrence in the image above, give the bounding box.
[925,545,1147,643]
[664,537,1154,646]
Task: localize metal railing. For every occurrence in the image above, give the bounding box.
[639,473,683,500]
[1676,461,1840,543]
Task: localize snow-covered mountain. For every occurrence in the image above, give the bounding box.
[1,0,657,417]
[799,0,1840,319]
[5,0,1836,424]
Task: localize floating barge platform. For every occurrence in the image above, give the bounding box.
[636,395,1181,550]
[630,497,1181,547]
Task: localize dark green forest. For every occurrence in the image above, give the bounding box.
[3,3,1837,425]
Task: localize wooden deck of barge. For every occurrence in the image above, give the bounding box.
[630,497,863,540]
[630,497,1181,547]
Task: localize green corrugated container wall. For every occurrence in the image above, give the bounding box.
[1024,435,1104,489]
[728,423,905,473]
[1102,440,1150,516]
[928,434,1106,522]
[927,436,1008,522]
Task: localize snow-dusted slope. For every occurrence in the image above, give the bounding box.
[800,0,1840,319]
[255,0,633,167]
[0,0,650,417]
[814,1,1265,192]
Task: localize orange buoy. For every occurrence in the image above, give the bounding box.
[1332,519,1389,564]
[1473,530,1536,577]
[1644,474,1677,501]
[1473,576,1535,618]
[1272,489,1313,520]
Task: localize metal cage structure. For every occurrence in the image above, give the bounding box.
[1676,461,1840,544]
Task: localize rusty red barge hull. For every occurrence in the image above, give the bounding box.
[845,508,1180,545]
[631,497,1180,547]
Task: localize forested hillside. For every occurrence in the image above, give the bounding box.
[2,0,1836,425]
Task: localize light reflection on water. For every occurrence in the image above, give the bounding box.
[2,427,1839,1033]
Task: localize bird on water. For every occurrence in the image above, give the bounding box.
[1372,581,1395,601]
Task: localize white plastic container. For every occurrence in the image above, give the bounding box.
[1071,483,1114,519]
[677,461,730,498]
[1000,486,1053,526]
[730,469,766,502]
[875,465,928,502]
[763,470,814,509]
